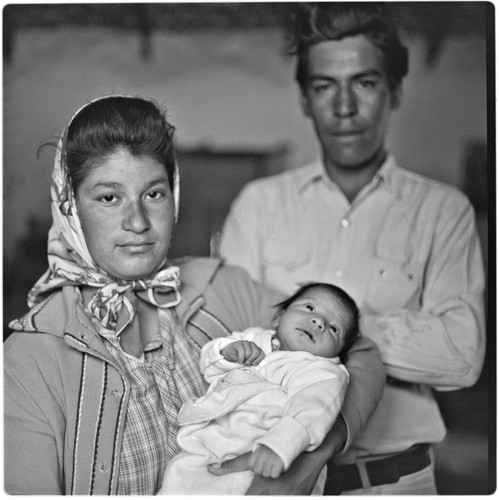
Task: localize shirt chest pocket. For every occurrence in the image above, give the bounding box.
[364,256,422,312]
[364,216,426,312]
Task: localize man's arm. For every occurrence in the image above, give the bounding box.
[361,198,485,389]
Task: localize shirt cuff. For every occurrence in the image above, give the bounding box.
[338,407,358,454]
[254,415,310,470]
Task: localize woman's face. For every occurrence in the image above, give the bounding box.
[75,148,175,281]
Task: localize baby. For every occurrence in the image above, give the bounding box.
[160,282,360,495]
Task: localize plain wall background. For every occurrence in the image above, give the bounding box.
[3,22,488,259]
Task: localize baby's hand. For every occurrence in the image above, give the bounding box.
[220,340,265,365]
[248,445,285,478]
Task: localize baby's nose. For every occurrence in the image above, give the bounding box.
[311,317,325,331]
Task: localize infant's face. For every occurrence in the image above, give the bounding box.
[275,287,350,358]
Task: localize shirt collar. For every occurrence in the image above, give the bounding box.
[298,155,402,200]
[376,155,403,200]
[296,158,328,193]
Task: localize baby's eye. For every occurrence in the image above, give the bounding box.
[330,325,339,333]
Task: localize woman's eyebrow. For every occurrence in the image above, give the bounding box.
[87,181,121,191]
[88,177,169,191]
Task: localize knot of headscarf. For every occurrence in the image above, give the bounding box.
[86,266,181,330]
[27,95,182,332]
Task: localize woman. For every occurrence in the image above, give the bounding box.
[4,96,385,495]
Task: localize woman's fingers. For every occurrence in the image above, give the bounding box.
[208,452,252,476]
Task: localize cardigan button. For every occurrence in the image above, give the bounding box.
[111,390,120,397]
[100,464,109,473]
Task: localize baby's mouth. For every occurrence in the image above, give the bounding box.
[298,328,316,341]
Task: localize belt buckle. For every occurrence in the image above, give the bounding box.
[366,457,400,486]
[354,460,372,489]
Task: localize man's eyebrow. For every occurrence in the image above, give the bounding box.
[309,69,384,80]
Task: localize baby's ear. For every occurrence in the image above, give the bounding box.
[271,312,281,329]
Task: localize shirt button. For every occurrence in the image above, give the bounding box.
[341,219,350,228]
[379,269,388,278]
[335,269,343,277]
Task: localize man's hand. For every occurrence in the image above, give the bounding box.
[248,445,285,479]
[221,340,265,365]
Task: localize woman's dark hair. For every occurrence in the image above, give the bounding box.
[275,282,360,363]
[289,2,409,92]
[64,96,176,193]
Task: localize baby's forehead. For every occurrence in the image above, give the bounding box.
[294,286,338,302]
[292,286,352,322]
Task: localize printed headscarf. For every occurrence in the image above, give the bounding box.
[27,95,182,332]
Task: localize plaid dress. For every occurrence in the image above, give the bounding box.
[100,308,208,495]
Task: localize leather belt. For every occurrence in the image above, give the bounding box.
[326,444,432,493]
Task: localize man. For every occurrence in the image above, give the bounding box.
[219,3,485,494]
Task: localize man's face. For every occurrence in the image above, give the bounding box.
[301,35,401,172]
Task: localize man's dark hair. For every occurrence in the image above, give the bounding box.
[289,2,409,92]
[275,282,360,363]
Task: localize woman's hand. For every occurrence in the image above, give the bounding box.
[208,449,324,495]
[221,340,265,365]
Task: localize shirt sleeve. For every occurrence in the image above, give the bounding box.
[254,359,349,470]
[361,197,485,390]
